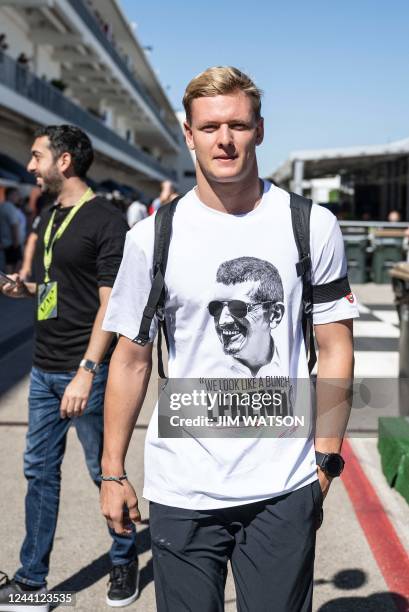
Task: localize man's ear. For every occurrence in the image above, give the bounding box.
[58,151,72,174]
[184,121,195,151]
[269,302,285,329]
[255,117,264,146]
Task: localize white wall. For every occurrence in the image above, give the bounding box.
[34,45,61,81]
[0,8,33,59]
[116,114,135,142]
[99,102,115,128]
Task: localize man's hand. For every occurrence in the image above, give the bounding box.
[60,368,94,418]
[317,467,332,500]
[100,479,141,535]
[1,274,33,298]
[99,338,152,535]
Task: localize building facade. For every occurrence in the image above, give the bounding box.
[0,0,194,197]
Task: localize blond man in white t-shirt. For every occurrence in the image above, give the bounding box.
[100,67,358,612]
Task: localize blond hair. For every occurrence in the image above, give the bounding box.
[183,66,262,124]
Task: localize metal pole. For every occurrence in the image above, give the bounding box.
[292,159,304,195]
[406,155,409,221]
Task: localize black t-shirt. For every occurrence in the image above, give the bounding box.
[32,196,128,371]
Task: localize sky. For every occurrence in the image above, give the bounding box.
[121,0,409,177]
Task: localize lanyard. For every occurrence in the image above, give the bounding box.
[43,187,94,283]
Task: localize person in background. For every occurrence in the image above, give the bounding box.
[0,33,8,52]
[15,192,28,248]
[107,189,128,219]
[0,186,21,273]
[19,193,52,281]
[388,210,401,223]
[19,229,38,281]
[150,180,179,214]
[126,198,148,228]
[17,52,30,67]
[0,124,138,611]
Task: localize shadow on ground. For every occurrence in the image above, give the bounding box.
[50,552,111,607]
[317,593,408,611]
[50,525,153,608]
[316,569,408,611]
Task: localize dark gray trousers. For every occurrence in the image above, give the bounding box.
[150,480,323,612]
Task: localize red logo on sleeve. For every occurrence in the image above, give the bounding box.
[345,292,355,303]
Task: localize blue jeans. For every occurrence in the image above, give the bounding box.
[14,365,137,587]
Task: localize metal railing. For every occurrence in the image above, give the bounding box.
[0,51,176,181]
[67,0,179,149]
[339,221,409,229]
[340,221,409,236]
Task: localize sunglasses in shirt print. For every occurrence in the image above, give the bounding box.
[208,256,285,376]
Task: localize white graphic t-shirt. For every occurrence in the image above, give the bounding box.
[103,181,359,509]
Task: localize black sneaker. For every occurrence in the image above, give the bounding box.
[106,560,139,608]
[0,572,49,612]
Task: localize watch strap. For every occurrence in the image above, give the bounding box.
[315,451,328,467]
[315,451,345,477]
[79,358,100,374]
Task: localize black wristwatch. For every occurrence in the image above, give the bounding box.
[79,358,100,375]
[315,451,345,478]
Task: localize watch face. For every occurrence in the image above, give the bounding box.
[325,454,345,477]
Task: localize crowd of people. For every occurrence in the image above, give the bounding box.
[0,179,178,282]
[0,33,32,67]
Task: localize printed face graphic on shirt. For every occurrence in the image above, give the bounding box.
[208,257,285,376]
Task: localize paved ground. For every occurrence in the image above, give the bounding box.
[0,284,408,611]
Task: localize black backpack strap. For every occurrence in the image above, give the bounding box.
[290,192,316,373]
[132,198,180,378]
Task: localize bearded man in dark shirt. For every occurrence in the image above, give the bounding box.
[0,125,138,611]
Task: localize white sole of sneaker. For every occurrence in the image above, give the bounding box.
[0,605,49,612]
[105,570,140,608]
